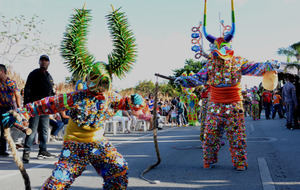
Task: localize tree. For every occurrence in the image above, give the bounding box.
[291,42,300,61]
[277,47,297,63]
[135,80,155,94]
[173,59,206,78]
[170,59,207,92]
[0,14,57,65]
[158,82,179,97]
[278,42,300,75]
[119,80,179,98]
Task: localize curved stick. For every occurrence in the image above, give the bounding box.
[4,128,31,190]
[140,81,161,184]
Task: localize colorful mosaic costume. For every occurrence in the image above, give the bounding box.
[242,90,251,117]
[180,72,200,126]
[2,6,137,189]
[8,91,132,189]
[251,88,260,120]
[199,85,210,141]
[176,0,279,170]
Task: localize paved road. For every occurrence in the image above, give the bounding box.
[0,116,300,190]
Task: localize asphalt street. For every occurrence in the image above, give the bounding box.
[0,116,300,190]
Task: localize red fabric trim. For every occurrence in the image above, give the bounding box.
[210,84,242,103]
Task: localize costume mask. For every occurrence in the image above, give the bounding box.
[87,62,111,93]
[203,0,235,60]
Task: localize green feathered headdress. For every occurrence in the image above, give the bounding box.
[61,5,137,82]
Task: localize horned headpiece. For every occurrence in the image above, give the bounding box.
[203,0,235,44]
[61,5,137,93]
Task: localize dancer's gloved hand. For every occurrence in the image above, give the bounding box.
[2,110,23,128]
[174,77,183,86]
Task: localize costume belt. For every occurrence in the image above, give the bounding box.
[210,84,242,103]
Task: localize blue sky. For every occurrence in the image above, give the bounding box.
[0,0,299,89]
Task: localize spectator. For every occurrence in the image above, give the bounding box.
[162,100,171,124]
[272,91,283,119]
[112,110,132,133]
[171,97,178,107]
[176,97,187,126]
[148,93,154,112]
[0,64,21,156]
[131,94,154,130]
[49,111,69,141]
[169,105,177,126]
[294,76,300,125]
[22,55,55,163]
[262,90,272,120]
[282,76,298,129]
[11,87,26,149]
[258,84,264,119]
[165,100,171,123]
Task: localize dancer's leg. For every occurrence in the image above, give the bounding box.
[41,141,88,189]
[203,111,221,167]
[90,140,128,190]
[200,99,208,141]
[225,105,247,168]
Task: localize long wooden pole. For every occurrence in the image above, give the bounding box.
[140,79,161,184]
[4,128,31,190]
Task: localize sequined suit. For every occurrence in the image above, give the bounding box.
[14,90,130,189]
[251,93,260,120]
[199,86,210,142]
[177,56,278,168]
[181,91,199,126]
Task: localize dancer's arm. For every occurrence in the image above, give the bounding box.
[175,66,208,88]
[2,91,86,129]
[241,58,280,76]
[19,91,85,119]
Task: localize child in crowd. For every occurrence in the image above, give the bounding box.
[170,105,177,127]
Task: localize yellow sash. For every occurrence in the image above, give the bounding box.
[64,119,104,143]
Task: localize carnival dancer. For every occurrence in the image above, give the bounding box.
[180,72,200,126]
[251,87,260,120]
[242,90,250,117]
[2,6,137,189]
[175,0,279,171]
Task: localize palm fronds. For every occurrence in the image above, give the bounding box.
[61,8,95,80]
[277,47,297,57]
[106,7,137,79]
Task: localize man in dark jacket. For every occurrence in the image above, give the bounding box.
[23,55,55,163]
[282,76,298,129]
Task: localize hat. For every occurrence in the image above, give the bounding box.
[39,54,50,61]
[131,94,143,105]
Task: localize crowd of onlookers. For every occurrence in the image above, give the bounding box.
[242,74,299,129]
[112,94,189,133]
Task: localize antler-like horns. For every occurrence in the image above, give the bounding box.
[224,0,235,42]
[203,0,216,44]
[203,0,236,43]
